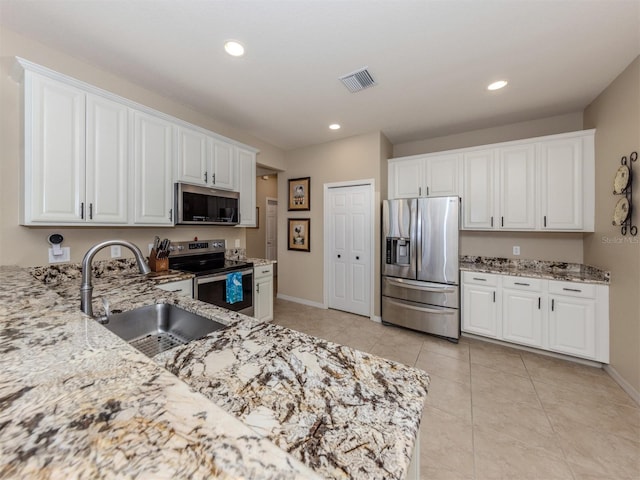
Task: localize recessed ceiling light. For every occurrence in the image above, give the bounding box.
[329,124,341,130]
[224,40,245,57]
[487,80,508,91]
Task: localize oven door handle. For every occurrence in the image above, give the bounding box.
[196,269,253,285]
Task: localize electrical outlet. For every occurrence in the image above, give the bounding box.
[111,245,122,258]
[235,239,241,248]
[513,246,521,256]
[48,247,70,263]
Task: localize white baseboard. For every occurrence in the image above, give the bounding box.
[276,293,326,309]
[604,364,640,406]
[371,314,382,323]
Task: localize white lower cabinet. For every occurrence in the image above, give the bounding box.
[254,264,274,322]
[462,272,609,363]
[461,273,499,338]
[501,277,543,348]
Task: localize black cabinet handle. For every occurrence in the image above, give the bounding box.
[80,202,84,219]
[544,215,547,227]
[473,277,487,281]
[563,287,582,293]
[551,299,555,311]
[356,256,360,260]
[89,203,93,220]
[337,254,341,258]
[204,171,208,183]
[514,282,530,286]
[493,291,496,302]
[212,173,216,184]
[501,216,504,227]
[538,297,541,309]
[491,216,494,227]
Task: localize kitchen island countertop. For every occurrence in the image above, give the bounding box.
[1,262,428,479]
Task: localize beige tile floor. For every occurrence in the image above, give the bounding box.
[272,299,640,480]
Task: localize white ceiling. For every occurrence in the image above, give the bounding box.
[1,0,638,151]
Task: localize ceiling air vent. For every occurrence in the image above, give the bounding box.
[339,67,377,93]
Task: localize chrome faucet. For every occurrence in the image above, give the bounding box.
[80,240,151,317]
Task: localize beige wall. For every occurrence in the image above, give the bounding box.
[246,175,278,259]
[393,112,586,262]
[278,132,386,314]
[583,56,640,394]
[0,27,285,266]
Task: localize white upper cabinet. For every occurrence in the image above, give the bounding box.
[176,126,238,191]
[17,58,260,228]
[210,139,236,191]
[23,72,86,224]
[236,146,257,227]
[388,154,459,199]
[463,149,496,229]
[86,94,129,223]
[390,129,594,232]
[176,126,208,187]
[498,144,536,230]
[424,153,460,197]
[131,110,174,225]
[539,136,587,230]
[23,72,128,225]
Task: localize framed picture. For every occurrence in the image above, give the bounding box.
[288,177,310,211]
[287,218,310,252]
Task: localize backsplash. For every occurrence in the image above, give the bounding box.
[226,248,246,261]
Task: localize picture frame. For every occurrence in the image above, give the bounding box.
[287,218,310,252]
[288,177,311,211]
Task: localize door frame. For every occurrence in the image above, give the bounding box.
[265,196,278,261]
[323,179,375,320]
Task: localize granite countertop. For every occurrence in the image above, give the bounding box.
[2,260,428,479]
[459,256,610,285]
[247,258,277,267]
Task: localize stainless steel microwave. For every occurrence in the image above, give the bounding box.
[175,183,240,225]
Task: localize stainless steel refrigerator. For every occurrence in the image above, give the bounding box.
[381,196,460,341]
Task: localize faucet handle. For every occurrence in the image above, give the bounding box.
[97,297,111,324]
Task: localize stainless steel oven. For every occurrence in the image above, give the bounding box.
[194,267,254,316]
[168,239,254,317]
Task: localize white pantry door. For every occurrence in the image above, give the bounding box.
[326,183,372,317]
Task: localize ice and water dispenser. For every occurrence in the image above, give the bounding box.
[386,237,411,266]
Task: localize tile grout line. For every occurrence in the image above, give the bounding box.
[522,352,578,480]
[468,343,478,480]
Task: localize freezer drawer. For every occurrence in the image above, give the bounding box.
[382,296,460,339]
[382,276,459,308]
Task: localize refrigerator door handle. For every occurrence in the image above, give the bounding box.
[385,298,457,315]
[386,277,457,293]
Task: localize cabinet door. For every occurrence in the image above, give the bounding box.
[498,145,536,229]
[539,137,583,230]
[255,276,274,322]
[548,295,596,359]
[424,154,460,197]
[462,149,496,229]
[211,139,236,190]
[132,111,174,225]
[462,284,498,337]
[502,288,543,347]
[389,158,423,198]
[176,126,208,186]
[237,147,256,226]
[25,72,86,223]
[85,95,128,223]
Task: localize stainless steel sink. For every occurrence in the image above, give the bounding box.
[102,303,226,357]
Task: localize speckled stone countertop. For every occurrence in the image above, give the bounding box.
[247,258,277,267]
[2,260,428,479]
[459,256,610,285]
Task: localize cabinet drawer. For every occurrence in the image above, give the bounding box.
[548,280,596,299]
[156,279,193,297]
[462,271,499,286]
[502,275,543,291]
[254,263,273,280]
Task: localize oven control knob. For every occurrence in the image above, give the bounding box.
[177,245,184,251]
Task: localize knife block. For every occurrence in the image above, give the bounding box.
[149,249,168,272]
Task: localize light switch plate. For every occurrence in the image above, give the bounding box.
[235,239,240,248]
[513,246,521,256]
[48,247,70,263]
[111,245,122,258]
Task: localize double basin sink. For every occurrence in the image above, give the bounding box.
[102,303,226,357]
